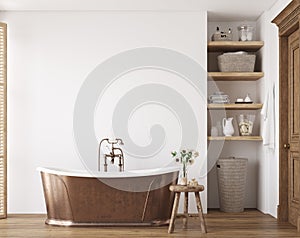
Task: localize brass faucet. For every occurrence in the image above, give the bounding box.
[98,138,124,172]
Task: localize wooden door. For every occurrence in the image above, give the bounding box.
[272,0,300,229]
[287,29,300,227]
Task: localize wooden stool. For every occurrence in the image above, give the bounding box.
[168,184,207,234]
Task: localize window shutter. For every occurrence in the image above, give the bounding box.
[0,22,7,219]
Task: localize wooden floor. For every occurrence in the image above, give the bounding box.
[0,210,299,238]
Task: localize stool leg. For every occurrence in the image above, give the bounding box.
[168,192,180,234]
[183,192,188,229]
[195,192,207,233]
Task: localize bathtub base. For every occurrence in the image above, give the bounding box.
[46,218,170,227]
[39,167,179,227]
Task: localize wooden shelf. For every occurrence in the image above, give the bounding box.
[208,136,263,141]
[208,103,263,110]
[208,72,264,81]
[208,41,264,52]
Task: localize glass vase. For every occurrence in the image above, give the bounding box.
[179,164,188,185]
[238,114,255,136]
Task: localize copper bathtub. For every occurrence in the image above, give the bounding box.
[38,167,179,226]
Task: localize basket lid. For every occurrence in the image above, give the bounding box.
[217,157,248,162]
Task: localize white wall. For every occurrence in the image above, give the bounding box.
[255,0,292,218]
[0,11,207,213]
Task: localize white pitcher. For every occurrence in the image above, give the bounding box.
[223,117,234,136]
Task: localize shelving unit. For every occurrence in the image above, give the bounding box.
[207,22,265,211]
[207,40,264,141]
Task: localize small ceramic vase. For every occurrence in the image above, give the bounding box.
[223,117,234,136]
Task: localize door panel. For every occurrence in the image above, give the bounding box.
[289,31,300,139]
[290,152,300,202]
[292,47,300,135]
[292,156,300,201]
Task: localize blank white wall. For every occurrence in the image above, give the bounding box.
[0,11,207,213]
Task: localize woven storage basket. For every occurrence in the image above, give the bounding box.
[216,157,248,213]
[212,32,232,41]
[217,54,256,72]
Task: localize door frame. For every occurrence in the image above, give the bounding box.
[272,1,300,225]
[0,22,7,219]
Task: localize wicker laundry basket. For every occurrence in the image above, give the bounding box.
[217,54,256,72]
[216,157,248,213]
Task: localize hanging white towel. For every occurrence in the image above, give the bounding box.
[261,83,275,150]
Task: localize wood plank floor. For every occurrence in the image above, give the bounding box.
[0,210,299,238]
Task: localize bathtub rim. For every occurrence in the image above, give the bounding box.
[37,166,180,178]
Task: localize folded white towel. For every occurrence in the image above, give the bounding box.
[223,51,248,55]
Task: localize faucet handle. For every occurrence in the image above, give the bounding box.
[116,138,124,145]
